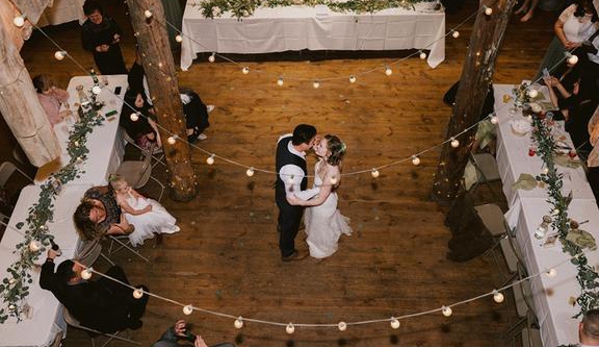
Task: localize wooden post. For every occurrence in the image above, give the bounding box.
[431,0,517,204]
[126,0,198,201]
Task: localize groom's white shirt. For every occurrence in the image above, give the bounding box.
[278,134,319,200]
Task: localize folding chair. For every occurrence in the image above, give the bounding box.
[116,142,165,202]
[106,235,149,262]
[76,238,114,267]
[62,307,140,347]
[121,127,166,169]
[469,152,501,199]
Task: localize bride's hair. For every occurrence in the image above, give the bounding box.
[325,135,345,166]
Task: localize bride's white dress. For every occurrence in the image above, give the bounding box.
[304,163,352,258]
[124,193,180,247]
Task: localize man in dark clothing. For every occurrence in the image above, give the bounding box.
[81,1,127,75]
[40,248,148,333]
[151,320,235,347]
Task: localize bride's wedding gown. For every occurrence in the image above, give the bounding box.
[304,162,352,258]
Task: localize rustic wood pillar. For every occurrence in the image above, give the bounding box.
[126,0,198,201]
[0,3,61,167]
[431,0,517,204]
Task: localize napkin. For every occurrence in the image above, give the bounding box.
[566,229,597,249]
[511,173,537,191]
[553,153,581,169]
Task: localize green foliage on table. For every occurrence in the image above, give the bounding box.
[0,77,105,323]
[193,0,432,20]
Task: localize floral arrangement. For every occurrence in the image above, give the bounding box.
[0,74,106,323]
[192,0,435,20]
[512,82,531,108]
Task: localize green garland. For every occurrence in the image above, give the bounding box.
[192,0,436,20]
[0,75,106,323]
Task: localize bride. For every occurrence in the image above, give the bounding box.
[288,135,352,258]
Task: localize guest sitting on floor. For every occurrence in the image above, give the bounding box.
[180,87,214,142]
[40,247,149,332]
[74,185,134,240]
[32,74,71,127]
[151,319,235,347]
[579,308,599,345]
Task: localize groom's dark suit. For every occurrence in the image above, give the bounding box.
[275,135,308,258]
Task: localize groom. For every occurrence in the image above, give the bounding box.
[275,124,318,261]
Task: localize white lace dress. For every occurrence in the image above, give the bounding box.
[304,163,352,258]
[123,192,180,247]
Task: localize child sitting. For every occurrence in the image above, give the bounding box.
[109,174,180,247]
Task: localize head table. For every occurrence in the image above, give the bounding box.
[180,3,445,70]
[494,84,599,347]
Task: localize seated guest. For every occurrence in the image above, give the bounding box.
[74,185,134,240]
[32,74,71,127]
[151,319,235,347]
[121,89,162,151]
[40,248,149,332]
[579,308,599,345]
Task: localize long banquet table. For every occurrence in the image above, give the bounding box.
[36,0,85,27]
[180,4,445,70]
[494,84,599,346]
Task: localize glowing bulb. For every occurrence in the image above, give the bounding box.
[234,317,244,329]
[419,51,427,60]
[484,5,493,15]
[450,138,460,148]
[371,168,380,178]
[493,290,504,303]
[206,154,215,165]
[490,114,498,124]
[183,304,193,315]
[242,66,250,74]
[175,34,183,43]
[286,323,295,334]
[528,89,538,98]
[144,10,153,18]
[167,136,178,145]
[54,51,66,61]
[130,113,139,121]
[81,268,93,280]
[133,288,144,299]
[208,52,216,62]
[411,155,421,166]
[313,80,320,89]
[92,86,102,95]
[287,175,295,184]
[552,209,560,216]
[567,54,578,65]
[451,30,460,38]
[29,240,41,252]
[385,66,393,76]
[390,318,400,329]
[13,14,26,27]
[442,306,452,317]
[547,268,557,277]
[246,167,255,177]
[8,278,15,285]
[330,176,338,185]
[277,77,284,86]
[349,75,357,83]
[338,322,347,331]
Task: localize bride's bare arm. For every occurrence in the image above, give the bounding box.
[287,166,339,206]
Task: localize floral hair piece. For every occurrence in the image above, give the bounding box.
[340,142,347,153]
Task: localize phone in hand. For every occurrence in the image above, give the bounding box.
[114,86,122,95]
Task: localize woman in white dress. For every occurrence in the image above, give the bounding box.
[109,175,180,247]
[288,135,352,258]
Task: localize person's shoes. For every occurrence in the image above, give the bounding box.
[128,319,143,330]
[282,250,308,262]
[206,105,215,113]
[198,133,208,141]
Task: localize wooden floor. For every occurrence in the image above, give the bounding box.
[3,0,559,346]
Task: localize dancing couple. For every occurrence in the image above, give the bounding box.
[275,124,352,261]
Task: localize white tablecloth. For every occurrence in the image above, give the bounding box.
[0,184,92,347]
[36,0,85,27]
[180,4,445,70]
[36,75,128,186]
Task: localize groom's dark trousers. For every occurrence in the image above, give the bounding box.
[275,135,308,258]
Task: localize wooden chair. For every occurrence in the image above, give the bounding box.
[62,307,140,347]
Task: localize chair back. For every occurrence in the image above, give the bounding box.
[0,162,18,187]
[76,239,103,267]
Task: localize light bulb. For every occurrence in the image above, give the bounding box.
[552,208,560,216]
[29,240,41,252]
[246,167,255,177]
[313,80,320,89]
[183,304,194,315]
[144,10,153,18]
[419,51,427,60]
[13,14,26,27]
[528,89,538,98]
[9,278,15,284]
[175,34,183,43]
[167,136,177,145]
[286,323,295,334]
[208,53,216,62]
[242,66,250,74]
[493,290,504,303]
[330,176,338,185]
[451,30,460,38]
[54,51,66,61]
[92,86,102,95]
[547,268,557,277]
[490,114,498,124]
[450,138,460,148]
[277,77,284,86]
[371,168,380,178]
[206,154,215,165]
[234,317,244,329]
[81,268,93,280]
[390,318,400,329]
[385,66,393,76]
[411,155,421,166]
[484,5,493,15]
[133,288,144,299]
[567,54,578,65]
[130,113,139,121]
[442,306,452,317]
[349,75,357,83]
[338,322,347,331]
